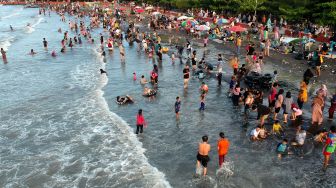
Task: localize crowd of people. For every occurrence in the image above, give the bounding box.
[1,1,335,178]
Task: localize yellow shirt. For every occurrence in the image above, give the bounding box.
[236,38,242,46]
[273,123,282,133]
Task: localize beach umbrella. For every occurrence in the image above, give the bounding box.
[229,25,246,32]
[135,9,144,13]
[196,25,210,31]
[145,6,154,10]
[267,18,272,29]
[189,20,198,26]
[152,11,161,16]
[181,21,187,27]
[177,16,189,20]
[217,18,229,25]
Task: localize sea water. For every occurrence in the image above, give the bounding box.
[1,5,336,188]
[0,6,170,188]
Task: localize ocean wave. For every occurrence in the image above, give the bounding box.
[0,35,15,51]
[94,47,171,187]
[24,17,44,34]
[0,6,23,19]
[65,47,172,187]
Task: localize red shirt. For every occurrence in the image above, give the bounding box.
[136,115,145,125]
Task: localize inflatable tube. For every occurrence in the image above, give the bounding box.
[116,100,127,105]
[143,90,157,97]
[116,97,133,105]
[162,47,169,53]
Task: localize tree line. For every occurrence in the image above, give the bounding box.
[121,0,336,27]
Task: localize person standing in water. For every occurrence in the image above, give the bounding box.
[197,135,211,176]
[323,126,336,170]
[119,43,125,61]
[199,94,206,111]
[217,132,230,167]
[43,38,48,50]
[183,65,190,89]
[136,109,146,134]
[1,48,7,62]
[175,97,181,119]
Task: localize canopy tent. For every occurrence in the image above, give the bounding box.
[229,26,246,32]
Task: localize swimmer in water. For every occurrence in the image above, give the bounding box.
[29,49,37,55]
[143,87,151,95]
[51,50,56,57]
[10,25,13,31]
[100,69,107,74]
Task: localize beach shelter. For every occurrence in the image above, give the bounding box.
[177,16,189,20]
[145,6,154,10]
[267,18,272,30]
[152,11,161,16]
[119,7,126,11]
[229,26,246,32]
[135,9,144,13]
[196,25,210,31]
[217,18,229,25]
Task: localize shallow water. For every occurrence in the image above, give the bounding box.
[1,6,336,188]
[0,6,170,188]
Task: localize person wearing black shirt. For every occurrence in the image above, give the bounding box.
[43,38,48,49]
[247,44,255,56]
[183,65,190,89]
[191,50,197,70]
[252,104,271,126]
[237,64,247,82]
[303,68,314,84]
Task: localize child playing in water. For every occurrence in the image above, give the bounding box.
[133,72,137,81]
[171,52,175,64]
[175,96,181,119]
[276,139,291,158]
[272,120,283,135]
[199,94,205,111]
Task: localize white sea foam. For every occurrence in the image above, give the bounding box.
[0,35,15,51]
[62,46,172,187]
[25,17,43,33]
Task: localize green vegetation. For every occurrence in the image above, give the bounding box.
[123,0,336,26]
